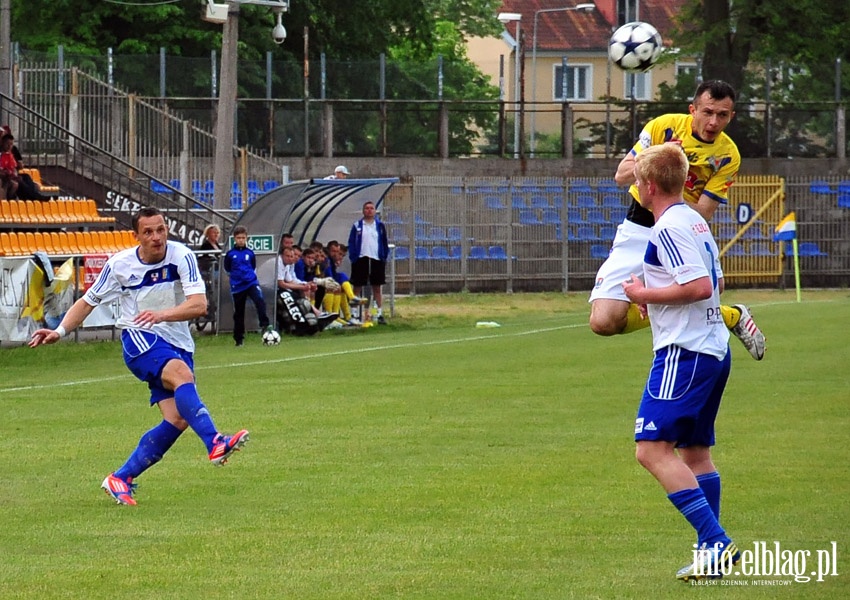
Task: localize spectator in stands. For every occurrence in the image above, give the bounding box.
[0,133,20,199]
[198,224,222,276]
[324,165,350,180]
[0,126,49,200]
[223,225,273,347]
[348,201,389,324]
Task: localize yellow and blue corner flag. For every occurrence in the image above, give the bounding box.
[774,211,797,241]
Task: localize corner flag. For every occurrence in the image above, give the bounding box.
[775,212,801,302]
[774,212,797,241]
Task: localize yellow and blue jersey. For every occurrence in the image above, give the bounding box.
[626,113,740,225]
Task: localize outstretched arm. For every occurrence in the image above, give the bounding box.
[29,297,96,347]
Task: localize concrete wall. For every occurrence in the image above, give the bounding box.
[284,157,850,183]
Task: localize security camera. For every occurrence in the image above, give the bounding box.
[271,9,286,44]
[272,22,287,44]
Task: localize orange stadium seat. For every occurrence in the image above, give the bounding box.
[121,230,136,248]
[0,232,11,255]
[0,200,13,222]
[36,231,56,255]
[9,200,24,223]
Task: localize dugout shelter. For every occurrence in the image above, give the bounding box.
[216,178,399,333]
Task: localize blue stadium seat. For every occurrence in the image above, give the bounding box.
[450,245,462,259]
[151,180,172,194]
[576,226,600,241]
[569,180,593,194]
[431,246,450,260]
[575,194,596,208]
[585,209,607,224]
[469,245,488,259]
[394,246,410,261]
[837,194,850,208]
[601,194,624,208]
[415,246,430,260]
[519,208,542,225]
[599,225,617,241]
[488,245,508,260]
[541,208,561,224]
[485,195,506,210]
[529,195,550,208]
[590,244,610,260]
[798,242,827,256]
[414,226,427,240]
[446,226,463,241]
[609,207,628,222]
[724,245,745,256]
[383,212,405,224]
[567,207,586,225]
[839,181,850,194]
[511,195,527,209]
[810,181,833,194]
[263,180,278,192]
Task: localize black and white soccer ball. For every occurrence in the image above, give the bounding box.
[608,21,662,73]
[262,329,281,346]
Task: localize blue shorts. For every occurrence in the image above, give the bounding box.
[122,329,194,405]
[634,345,731,448]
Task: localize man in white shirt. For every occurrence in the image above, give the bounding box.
[347,201,389,324]
[28,207,248,506]
[621,144,739,582]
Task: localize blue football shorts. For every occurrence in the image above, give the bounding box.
[634,344,731,448]
[122,329,195,405]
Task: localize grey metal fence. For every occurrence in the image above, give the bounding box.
[381,176,850,294]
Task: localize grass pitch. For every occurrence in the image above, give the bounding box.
[1,290,848,599]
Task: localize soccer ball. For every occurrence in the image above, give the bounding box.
[608,21,662,73]
[262,329,281,346]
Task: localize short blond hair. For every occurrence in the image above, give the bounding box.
[635,144,689,195]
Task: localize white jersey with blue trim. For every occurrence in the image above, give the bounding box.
[643,203,729,360]
[83,241,206,353]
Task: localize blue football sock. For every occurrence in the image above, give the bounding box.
[668,487,729,547]
[115,420,183,480]
[696,472,722,519]
[174,382,218,452]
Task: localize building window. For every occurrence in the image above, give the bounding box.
[553,64,591,101]
[624,71,651,100]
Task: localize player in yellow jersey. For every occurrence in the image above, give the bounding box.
[589,80,765,360]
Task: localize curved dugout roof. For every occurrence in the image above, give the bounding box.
[232,177,400,248]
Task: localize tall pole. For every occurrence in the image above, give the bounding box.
[0,0,11,104]
[213,4,240,211]
[513,20,521,159]
[530,4,595,158]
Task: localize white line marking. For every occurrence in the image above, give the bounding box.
[0,321,586,394]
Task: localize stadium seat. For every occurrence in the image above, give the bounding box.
[519,208,542,225]
[529,195,550,209]
[585,209,607,224]
[469,245,488,259]
[590,244,610,260]
[415,246,430,260]
[151,179,172,194]
[485,195,506,210]
[575,194,596,208]
[511,195,526,209]
[431,246,450,260]
[541,208,560,225]
[446,226,463,241]
[798,242,827,256]
[601,194,624,208]
[566,207,586,225]
[837,194,850,208]
[393,246,410,261]
[488,245,508,260]
[809,181,833,194]
[576,226,600,241]
[568,180,593,194]
[599,224,617,241]
[449,245,462,259]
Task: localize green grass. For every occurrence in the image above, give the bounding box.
[1,290,848,599]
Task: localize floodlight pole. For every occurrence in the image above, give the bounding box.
[0,0,11,105]
[209,0,290,212]
[530,3,595,158]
